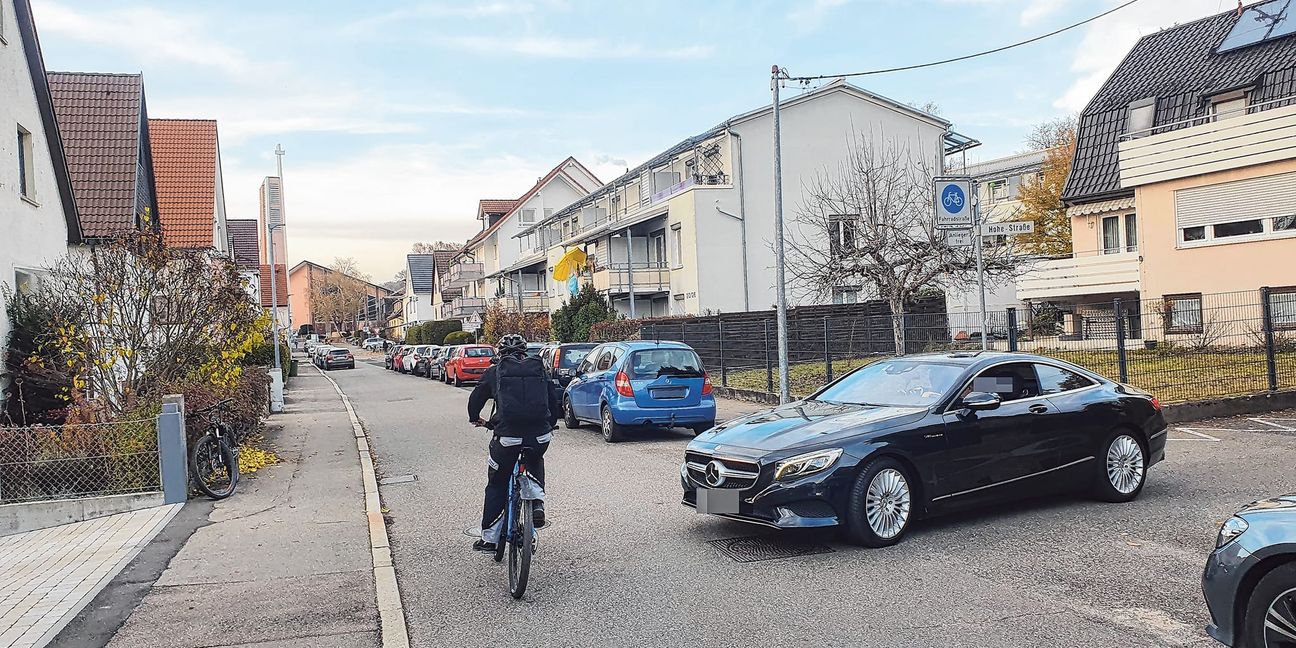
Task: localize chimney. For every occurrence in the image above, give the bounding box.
[1237,0,1243,17]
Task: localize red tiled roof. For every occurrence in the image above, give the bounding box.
[149,119,218,248]
[479,199,519,216]
[226,219,260,268]
[47,72,147,239]
[259,264,288,307]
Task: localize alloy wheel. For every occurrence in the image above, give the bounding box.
[602,408,614,441]
[1106,435,1145,495]
[1266,586,1296,647]
[865,468,911,540]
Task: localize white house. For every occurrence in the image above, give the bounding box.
[1,0,83,396]
[516,80,975,317]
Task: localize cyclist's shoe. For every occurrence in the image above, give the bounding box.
[532,503,546,529]
[472,539,496,553]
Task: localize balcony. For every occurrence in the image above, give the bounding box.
[592,263,670,295]
[1016,252,1141,301]
[450,296,487,318]
[1119,99,1296,188]
[492,291,549,313]
[447,262,483,289]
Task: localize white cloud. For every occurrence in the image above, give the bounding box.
[1054,0,1221,112]
[787,0,852,33]
[342,1,541,37]
[1019,0,1067,26]
[439,35,713,59]
[33,1,265,78]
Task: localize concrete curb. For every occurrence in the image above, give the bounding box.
[315,364,410,648]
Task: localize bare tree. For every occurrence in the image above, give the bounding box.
[309,257,372,333]
[411,241,460,253]
[784,132,1020,354]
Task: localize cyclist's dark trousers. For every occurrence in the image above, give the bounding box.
[481,433,550,535]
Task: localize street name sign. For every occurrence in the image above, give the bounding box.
[983,220,1036,236]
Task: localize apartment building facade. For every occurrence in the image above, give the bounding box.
[516,80,964,318]
[1032,1,1296,340]
[445,158,601,329]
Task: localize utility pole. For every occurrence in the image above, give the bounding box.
[972,191,988,351]
[267,144,287,414]
[274,144,290,332]
[771,65,791,403]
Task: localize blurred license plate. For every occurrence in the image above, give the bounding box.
[696,488,739,515]
[651,387,687,399]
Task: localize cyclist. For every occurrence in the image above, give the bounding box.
[468,333,559,552]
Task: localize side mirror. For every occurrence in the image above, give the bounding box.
[961,391,1001,412]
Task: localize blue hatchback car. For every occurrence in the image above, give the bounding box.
[561,341,716,442]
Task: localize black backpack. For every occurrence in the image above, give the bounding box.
[494,355,550,425]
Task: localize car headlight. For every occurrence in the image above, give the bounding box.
[773,448,843,481]
[1216,516,1249,548]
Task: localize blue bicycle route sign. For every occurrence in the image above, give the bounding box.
[933,178,973,230]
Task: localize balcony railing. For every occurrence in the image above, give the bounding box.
[1016,252,1141,301]
[450,296,487,318]
[1118,98,1296,188]
[592,262,670,294]
[447,262,483,289]
[492,291,549,313]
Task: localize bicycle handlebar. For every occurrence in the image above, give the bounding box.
[189,398,234,417]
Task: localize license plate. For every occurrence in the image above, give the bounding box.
[696,488,739,515]
[651,387,687,399]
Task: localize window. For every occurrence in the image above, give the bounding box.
[14,269,40,295]
[670,224,683,268]
[1102,216,1121,254]
[832,288,860,305]
[829,215,858,257]
[1214,219,1264,238]
[1211,95,1248,121]
[815,360,965,408]
[969,363,1041,402]
[1034,364,1095,395]
[1175,171,1296,246]
[1126,99,1156,138]
[1164,294,1203,334]
[1124,214,1138,251]
[629,349,703,379]
[1182,226,1206,242]
[989,179,1009,201]
[1269,288,1296,331]
[520,208,537,224]
[1276,215,1296,232]
[17,125,34,199]
[543,208,553,221]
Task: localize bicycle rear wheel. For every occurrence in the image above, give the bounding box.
[190,435,238,499]
[509,499,533,599]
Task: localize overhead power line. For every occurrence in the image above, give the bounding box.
[787,0,1143,82]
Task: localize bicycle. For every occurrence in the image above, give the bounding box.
[474,417,546,599]
[187,399,240,499]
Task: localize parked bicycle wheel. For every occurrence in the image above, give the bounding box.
[509,497,534,599]
[190,434,239,499]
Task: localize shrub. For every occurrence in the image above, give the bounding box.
[589,319,642,342]
[424,320,463,345]
[162,370,270,446]
[481,304,550,343]
[444,331,473,345]
[552,284,616,342]
[2,288,75,425]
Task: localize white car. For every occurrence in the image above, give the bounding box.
[363,337,385,351]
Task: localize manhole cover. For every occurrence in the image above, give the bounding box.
[707,534,834,563]
[378,474,416,485]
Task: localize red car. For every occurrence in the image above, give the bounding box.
[392,345,412,373]
[445,344,495,386]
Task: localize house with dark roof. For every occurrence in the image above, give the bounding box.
[148,118,229,252]
[226,219,261,268]
[402,253,438,327]
[46,71,159,240]
[3,0,84,395]
[444,158,602,330]
[516,79,971,317]
[427,249,461,322]
[1022,1,1296,341]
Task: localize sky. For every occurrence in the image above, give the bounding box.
[30,0,1225,282]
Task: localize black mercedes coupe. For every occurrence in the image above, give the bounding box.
[682,352,1167,547]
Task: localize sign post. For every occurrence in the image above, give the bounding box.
[936,177,987,350]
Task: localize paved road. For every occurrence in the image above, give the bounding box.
[330,350,1296,647]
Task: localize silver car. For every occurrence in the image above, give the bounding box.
[1202,493,1296,647]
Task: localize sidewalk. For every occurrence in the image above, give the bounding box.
[78,367,381,647]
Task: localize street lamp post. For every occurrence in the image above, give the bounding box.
[267,221,286,414]
[771,65,791,404]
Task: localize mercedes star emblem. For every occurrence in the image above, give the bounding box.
[704,460,726,487]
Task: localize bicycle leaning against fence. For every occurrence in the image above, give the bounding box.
[186,399,240,499]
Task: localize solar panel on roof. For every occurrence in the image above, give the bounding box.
[1218,0,1293,52]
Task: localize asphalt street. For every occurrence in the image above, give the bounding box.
[330,350,1296,648]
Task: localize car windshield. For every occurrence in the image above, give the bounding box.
[812,360,964,407]
[464,347,494,358]
[628,349,704,379]
[559,347,594,369]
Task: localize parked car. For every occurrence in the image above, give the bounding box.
[563,341,715,443]
[408,345,436,376]
[322,347,355,370]
[525,342,545,359]
[444,344,495,386]
[682,352,1167,547]
[1202,493,1296,647]
[312,345,334,368]
[402,345,427,374]
[392,346,412,373]
[425,347,447,380]
[363,337,385,351]
[433,346,460,382]
[540,343,597,390]
[384,345,401,370]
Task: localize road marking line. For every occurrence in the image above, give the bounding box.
[1249,418,1296,431]
[314,361,410,648]
[1175,428,1221,441]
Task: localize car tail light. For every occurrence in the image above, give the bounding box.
[615,370,634,397]
[1150,396,1161,411]
[346,353,353,360]
[553,351,562,370]
[702,372,713,396]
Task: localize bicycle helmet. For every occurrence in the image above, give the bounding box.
[497,333,527,358]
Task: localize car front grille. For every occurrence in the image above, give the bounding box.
[684,452,761,490]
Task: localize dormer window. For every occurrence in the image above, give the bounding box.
[1210,90,1249,121]
[1126,99,1155,138]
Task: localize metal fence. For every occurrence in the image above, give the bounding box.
[0,417,161,505]
[642,287,1296,404]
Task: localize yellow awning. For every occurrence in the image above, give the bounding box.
[551,247,588,282]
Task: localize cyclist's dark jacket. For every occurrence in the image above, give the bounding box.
[467,364,560,439]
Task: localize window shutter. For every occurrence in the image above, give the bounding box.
[1175,171,1296,229]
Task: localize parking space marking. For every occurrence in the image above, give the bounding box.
[1172,428,1222,442]
[1249,417,1296,431]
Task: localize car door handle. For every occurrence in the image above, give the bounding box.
[1028,404,1049,414]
